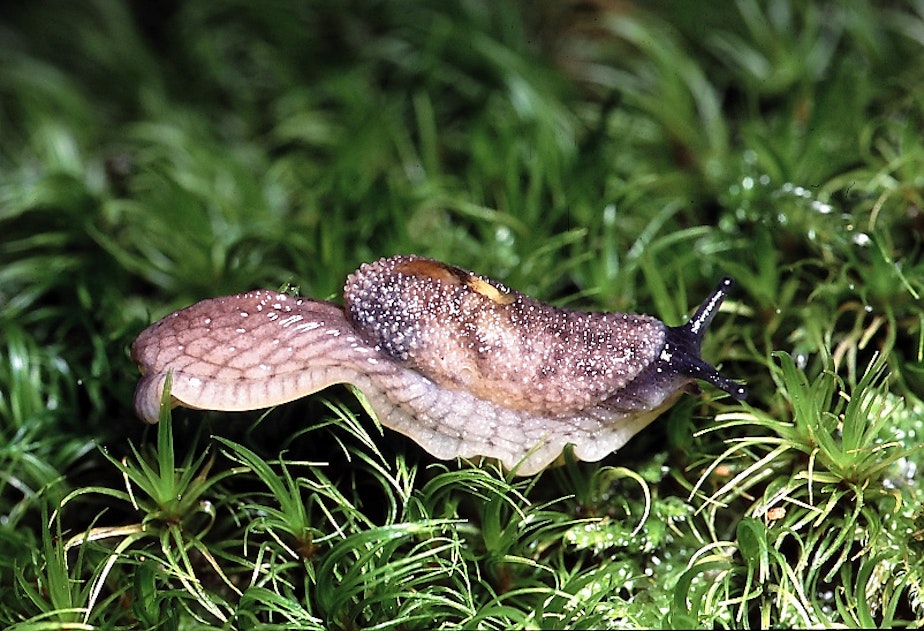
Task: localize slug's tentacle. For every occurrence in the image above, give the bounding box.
[662,276,748,401]
[667,276,748,401]
[131,255,746,475]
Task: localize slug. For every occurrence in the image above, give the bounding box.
[131,255,746,475]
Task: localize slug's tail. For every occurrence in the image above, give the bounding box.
[668,277,747,400]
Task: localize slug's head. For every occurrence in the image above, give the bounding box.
[660,277,747,401]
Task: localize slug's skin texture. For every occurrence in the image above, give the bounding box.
[131,255,746,475]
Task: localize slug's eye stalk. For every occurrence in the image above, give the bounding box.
[664,277,747,400]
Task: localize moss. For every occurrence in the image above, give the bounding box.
[1,0,922,627]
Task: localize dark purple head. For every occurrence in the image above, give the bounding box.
[602,277,746,416]
[663,277,747,400]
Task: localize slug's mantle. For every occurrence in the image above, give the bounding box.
[131,255,746,475]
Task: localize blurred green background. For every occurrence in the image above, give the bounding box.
[1,0,923,627]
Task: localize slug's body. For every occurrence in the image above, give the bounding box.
[132,255,746,475]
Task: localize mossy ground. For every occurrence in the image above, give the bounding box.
[1,1,923,628]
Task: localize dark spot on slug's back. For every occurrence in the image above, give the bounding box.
[131,254,746,475]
